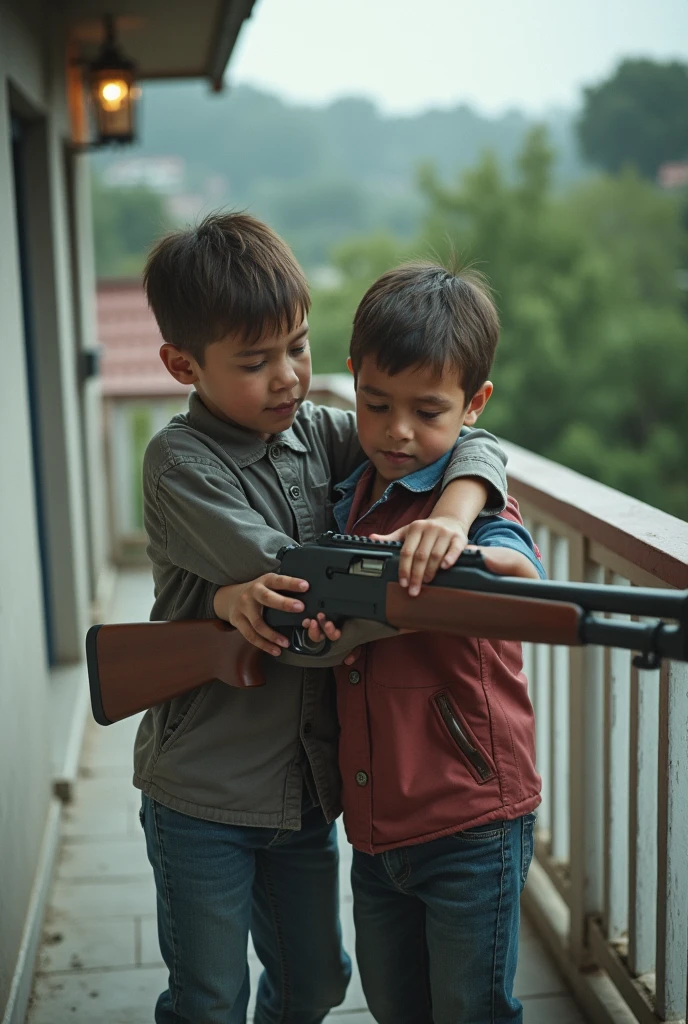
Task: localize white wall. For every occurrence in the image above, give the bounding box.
[0,2,102,1018]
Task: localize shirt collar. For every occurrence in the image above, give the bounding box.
[334,448,452,500]
[186,391,309,466]
[333,448,453,532]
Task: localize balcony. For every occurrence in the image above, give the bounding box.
[27,376,688,1024]
[25,567,586,1024]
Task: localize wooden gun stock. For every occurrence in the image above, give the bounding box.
[386,584,583,645]
[87,619,264,726]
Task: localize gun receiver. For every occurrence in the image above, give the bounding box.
[86,532,688,726]
[264,533,688,669]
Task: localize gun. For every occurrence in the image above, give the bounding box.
[86,532,688,726]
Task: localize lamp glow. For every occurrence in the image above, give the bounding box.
[86,17,138,145]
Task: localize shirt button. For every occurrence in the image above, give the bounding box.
[270,445,281,458]
[355,771,368,787]
[348,670,360,685]
[289,485,301,499]
[303,722,312,734]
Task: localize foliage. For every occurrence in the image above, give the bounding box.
[309,128,688,519]
[309,234,407,372]
[91,177,173,278]
[90,83,584,270]
[577,59,688,178]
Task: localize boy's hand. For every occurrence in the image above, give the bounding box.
[371,515,469,596]
[213,574,314,657]
[300,612,343,647]
[468,545,541,580]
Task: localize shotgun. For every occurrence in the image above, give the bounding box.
[87,532,688,726]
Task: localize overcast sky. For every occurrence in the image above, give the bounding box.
[228,0,688,116]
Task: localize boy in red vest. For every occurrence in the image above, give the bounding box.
[322,263,543,1024]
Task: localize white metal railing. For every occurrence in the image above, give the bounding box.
[102,376,352,565]
[504,440,688,1024]
[102,375,688,1023]
[104,395,187,563]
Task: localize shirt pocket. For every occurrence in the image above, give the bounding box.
[158,687,208,755]
[431,689,496,784]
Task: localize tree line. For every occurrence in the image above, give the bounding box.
[91,59,688,519]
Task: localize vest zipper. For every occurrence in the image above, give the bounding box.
[433,693,494,782]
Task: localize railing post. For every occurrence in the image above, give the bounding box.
[534,525,552,840]
[603,575,631,944]
[569,544,605,966]
[655,659,688,1019]
[550,535,570,864]
[628,657,659,979]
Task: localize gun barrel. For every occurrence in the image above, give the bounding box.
[581,618,686,663]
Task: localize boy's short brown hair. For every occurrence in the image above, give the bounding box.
[349,261,499,402]
[143,212,310,365]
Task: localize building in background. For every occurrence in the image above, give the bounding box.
[101,154,186,191]
[97,279,188,563]
[0,3,254,1021]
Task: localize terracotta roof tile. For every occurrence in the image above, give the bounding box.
[97,280,190,398]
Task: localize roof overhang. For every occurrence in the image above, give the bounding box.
[65,0,257,90]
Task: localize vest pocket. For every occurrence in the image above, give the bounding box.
[432,691,495,784]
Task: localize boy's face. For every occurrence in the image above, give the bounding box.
[351,356,492,486]
[160,318,311,438]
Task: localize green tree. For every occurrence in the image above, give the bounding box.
[309,234,405,372]
[91,177,173,277]
[577,59,688,178]
[310,127,688,519]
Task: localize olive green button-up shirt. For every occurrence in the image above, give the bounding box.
[133,392,508,827]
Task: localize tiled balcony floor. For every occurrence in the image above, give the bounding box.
[27,571,586,1024]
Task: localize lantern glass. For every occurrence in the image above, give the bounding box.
[90,67,136,143]
[85,16,138,146]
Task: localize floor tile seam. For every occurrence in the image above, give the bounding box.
[54,874,152,885]
[35,962,166,979]
[47,911,157,921]
[519,989,575,1001]
[60,833,140,843]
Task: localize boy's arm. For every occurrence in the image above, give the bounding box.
[374,429,508,594]
[376,477,488,596]
[150,461,295,608]
[441,426,508,515]
[468,516,546,580]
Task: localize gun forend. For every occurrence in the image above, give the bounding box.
[385,584,583,645]
[87,619,264,726]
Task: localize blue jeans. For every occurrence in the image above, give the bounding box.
[140,795,351,1024]
[351,814,536,1024]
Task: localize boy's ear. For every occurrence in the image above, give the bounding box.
[463,381,493,427]
[346,357,354,375]
[159,344,200,385]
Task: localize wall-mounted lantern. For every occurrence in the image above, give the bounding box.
[85,14,139,146]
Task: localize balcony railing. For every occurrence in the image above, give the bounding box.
[504,441,688,1024]
[103,374,688,1023]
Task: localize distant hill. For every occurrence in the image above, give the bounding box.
[91,82,586,268]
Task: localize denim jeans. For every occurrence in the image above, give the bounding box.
[140,795,351,1024]
[351,814,536,1024]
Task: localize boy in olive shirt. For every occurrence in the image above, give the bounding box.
[136,212,509,1024]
